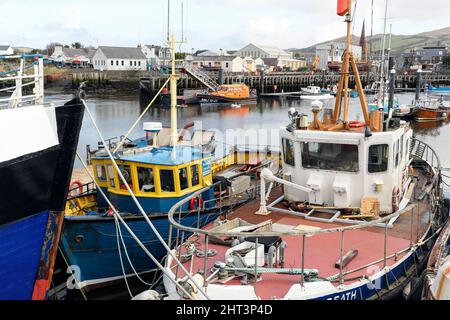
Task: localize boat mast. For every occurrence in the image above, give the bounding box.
[331,0,369,130]
[379,0,389,107]
[370,0,374,59]
[167,0,171,43]
[170,33,178,152]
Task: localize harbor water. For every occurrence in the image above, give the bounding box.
[46,92,450,174]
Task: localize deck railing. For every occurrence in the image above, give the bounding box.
[0,55,44,109]
[410,137,441,172]
[166,139,444,298]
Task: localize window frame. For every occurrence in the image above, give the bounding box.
[190,164,201,188]
[282,138,296,167]
[95,164,108,182]
[159,168,176,193]
[178,167,189,191]
[107,164,116,188]
[368,144,390,174]
[137,166,156,194]
[301,142,359,173]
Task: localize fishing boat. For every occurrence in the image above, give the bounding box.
[59,36,280,295]
[151,1,449,301]
[426,84,450,94]
[298,86,334,100]
[421,217,450,300]
[196,84,257,104]
[409,96,449,122]
[0,55,84,300]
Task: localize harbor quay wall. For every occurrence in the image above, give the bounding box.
[140,72,450,97]
[42,69,450,95]
[44,70,155,92]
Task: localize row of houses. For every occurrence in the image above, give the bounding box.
[186,44,306,73]
[401,45,450,72]
[46,43,307,73]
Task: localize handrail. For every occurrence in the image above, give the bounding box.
[410,137,441,171]
[169,191,416,237]
[165,136,444,298]
[168,138,441,238]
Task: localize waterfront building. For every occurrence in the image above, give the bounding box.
[12,47,34,55]
[193,50,219,57]
[316,42,362,70]
[92,46,147,71]
[141,45,171,67]
[403,45,449,72]
[50,46,95,67]
[186,55,246,73]
[235,44,292,60]
[0,45,14,56]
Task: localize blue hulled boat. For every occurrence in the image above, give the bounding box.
[427,84,450,93]
[0,55,84,300]
[59,39,280,294]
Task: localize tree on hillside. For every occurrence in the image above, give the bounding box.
[46,42,63,55]
[71,42,84,49]
[175,52,187,60]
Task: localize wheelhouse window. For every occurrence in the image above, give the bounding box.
[282,138,295,167]
[368,144,389,173]
[160,170,175,192]
[394,140,399,168]
[301,142,359,172]
[137,167,155,193]
[118,165,133,190]
[107,164,115,188]
[191,165,200,187]
[179,168,189,191]
[96,165,107,182]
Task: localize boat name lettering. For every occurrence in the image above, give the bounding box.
[327,290,358,300]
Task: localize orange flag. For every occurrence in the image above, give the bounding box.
[337,0,351,16]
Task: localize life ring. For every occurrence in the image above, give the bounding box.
[392,186,400,212]
[349,121,366,128]
[69,180,83,198]
[189,197,203,211]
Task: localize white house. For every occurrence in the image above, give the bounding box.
[186,55,246,73]
[194,50,219,57]
[316,43,362,70]
[93,46,147,71]
[141,45,171,67]
[0,45,14,56]
[51,46,95,66]
[235,44,292,60]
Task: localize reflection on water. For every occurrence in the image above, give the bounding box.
[45,93,450,179]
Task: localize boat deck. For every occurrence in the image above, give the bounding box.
[170,186,432,300]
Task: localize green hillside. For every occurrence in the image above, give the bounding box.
[290,27,450,56]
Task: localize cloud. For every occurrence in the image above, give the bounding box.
[0,0,449,50]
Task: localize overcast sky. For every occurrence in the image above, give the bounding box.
[1,0,449,51]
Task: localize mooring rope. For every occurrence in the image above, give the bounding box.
[76,153,197,300]
[114,215,134,299]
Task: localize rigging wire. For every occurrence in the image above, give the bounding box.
[114,215,134,299]
[57,247,88,300]
[75,151,200,300]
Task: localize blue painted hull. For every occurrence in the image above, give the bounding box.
[107,189,215,214]
[60,211,220,288]
[0,211,49,300]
